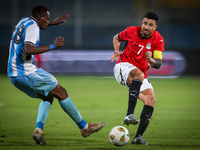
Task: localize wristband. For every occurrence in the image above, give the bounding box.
[153,59,162,69]
[49,44,55,50]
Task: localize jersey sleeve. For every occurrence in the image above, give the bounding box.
[118,27,131,41]
[153,32,164,52]
[152,32,164,60]
[24,24,39,46]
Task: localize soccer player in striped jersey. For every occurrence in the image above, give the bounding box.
[7,5,105,145]
[111,12,164,145]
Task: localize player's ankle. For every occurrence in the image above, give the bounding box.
[80,123,88,132]
[35,128,43,134]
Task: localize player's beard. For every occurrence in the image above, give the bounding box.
[142,29,152,38]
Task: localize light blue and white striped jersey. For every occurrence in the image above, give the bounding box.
[8,16,40,77]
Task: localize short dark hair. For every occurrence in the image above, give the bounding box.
[31,5,49,18]
[144,12,158,22]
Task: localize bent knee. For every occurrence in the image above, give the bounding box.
[133,69,144,80]
[37,94,54,105]
[128,69,144,83]
[50,84,68,101]
[146,96,156,107]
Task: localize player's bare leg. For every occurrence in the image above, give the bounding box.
[139,89,155,107]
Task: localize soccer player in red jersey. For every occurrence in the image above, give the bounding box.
[111,12,164,145]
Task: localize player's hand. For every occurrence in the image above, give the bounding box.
[110,51,120,62]
[48,14,69,26]
[53,37,65,49]
[145,51,152,61]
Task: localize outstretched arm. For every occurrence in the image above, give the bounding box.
[25,37,65,55]
[48,14,69,26]
[110,34,121,62]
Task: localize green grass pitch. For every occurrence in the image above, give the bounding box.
[0,75,200,150]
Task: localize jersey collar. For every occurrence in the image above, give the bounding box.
[139,33,153,39]
[30,16,37,23]
[138,27,153,39]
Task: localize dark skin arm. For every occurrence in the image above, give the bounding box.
[25,36,64,55]
[25,13,68,55]
[48,14,69,26]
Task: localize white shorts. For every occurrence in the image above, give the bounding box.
[114,62,153,91]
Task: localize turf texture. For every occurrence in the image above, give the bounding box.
[0,75,200,150]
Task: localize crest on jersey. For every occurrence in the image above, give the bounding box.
[146,43,151,50]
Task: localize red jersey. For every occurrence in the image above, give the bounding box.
[117,26,164,78]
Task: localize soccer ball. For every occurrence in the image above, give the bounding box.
[109,126,130,146]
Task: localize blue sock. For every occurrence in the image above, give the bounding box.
[59,97,87,129]
[77,119,87,129]
[36,121,44,130]
[35,101,51,130]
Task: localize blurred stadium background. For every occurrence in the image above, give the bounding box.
[0,0,200,76]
